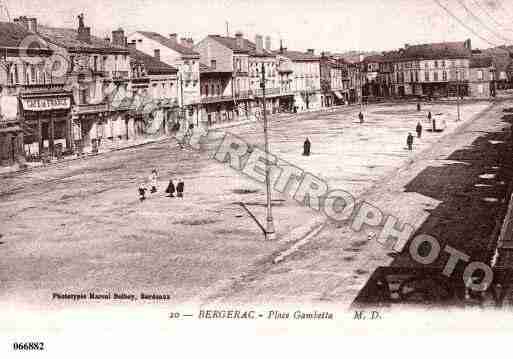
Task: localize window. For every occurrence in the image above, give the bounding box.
[442,71,447,81]
[425,71,429,82]
[434,60,438,68]
[30,65,36,83]
[478,84,484,94]
[477,70,483,80]
[442,60,445,68]
[433,72,438,81]
[93,56,98,72]
[211,60,216,69]
[14,65,19,84]
[69,56,75,72]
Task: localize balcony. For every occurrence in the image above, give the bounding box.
[4,82,67,95]
[92,69,108,77]
[111,71,130,82]
[234,90,254,99]
[72,102,110,115]
[181,71,200,82]
[201,94,236,104]
[254,88,282,97]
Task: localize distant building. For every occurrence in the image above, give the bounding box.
[34,15,131,154]
[0,18,70,164]
[127,31,201,126]
[469,56,495,98]
[274,48,322,111]
[127,43,179,137]
[320,52,350,106]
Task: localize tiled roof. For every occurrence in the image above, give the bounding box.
[199,62,233,74]
[400,41,471,60]
[136,31,199,56]
[0,21,50,48]
[362,54,384,63]
[210,35,274,56]
[128,47,177,75]
[273,49,319,61]
[37,24,127,53]
[470,56,494,68]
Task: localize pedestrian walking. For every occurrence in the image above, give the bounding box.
[176,179,184,198]
[165,179,176,197]
[303,137,311,156]
[149,169,158,193]
[138,183,148,202]
[407,132,414,151]
[416,121,423,138]
[359,111,364,124]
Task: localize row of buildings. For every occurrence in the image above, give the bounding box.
[0,14,503,167]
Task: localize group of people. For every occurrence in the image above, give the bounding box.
[138,169,185,202]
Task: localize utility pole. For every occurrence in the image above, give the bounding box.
[180,71,186,128]
[456,70,461,122]
[261,63,275,240]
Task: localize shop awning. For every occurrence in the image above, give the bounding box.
[334,91,344,100]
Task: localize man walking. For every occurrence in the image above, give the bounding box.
[177,179,184,198]
[359,111,364,124]
[416,121,423,138]
[407,132,414,151]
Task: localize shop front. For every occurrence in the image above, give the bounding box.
[20,91,72,160]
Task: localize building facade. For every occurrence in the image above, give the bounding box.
[127,44,179,137]
[468,56,495,98]
[0,19,72,165]
[127,31,201,127]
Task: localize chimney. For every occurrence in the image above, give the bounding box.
[307,48,315,55]
[128,40,136,50]
[169,33,178,44]
[76,14,91,44]
[15,16,37,32]
[14,16,28,29]
[235,31,244,50]
[464,38,472,51]
[404,43,410,49]
[359,54,365,62]
[104,37,111,45]
[27,17,37,33]
[112,27,125,47]
[255,34,263,55]
[265,36,271,51]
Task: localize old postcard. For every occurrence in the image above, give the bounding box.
[1,0,513,356]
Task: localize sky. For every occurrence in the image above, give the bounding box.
[3,0,513,53]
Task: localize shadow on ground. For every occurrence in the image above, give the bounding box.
[353,114,513,308]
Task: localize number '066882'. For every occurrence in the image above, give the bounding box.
[13,342,45,351]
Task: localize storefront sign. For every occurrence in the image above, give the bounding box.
[22,97,70,111]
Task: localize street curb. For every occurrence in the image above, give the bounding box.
[0,137,172,178]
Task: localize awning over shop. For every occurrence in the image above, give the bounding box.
[333,91,344,100]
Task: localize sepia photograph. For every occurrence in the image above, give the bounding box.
[1,0,513,355]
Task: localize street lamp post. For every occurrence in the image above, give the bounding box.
[261,63,275,240]
[456,70,461,122]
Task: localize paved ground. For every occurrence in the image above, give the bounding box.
[0,100,493,308]
[213,100,513,306]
